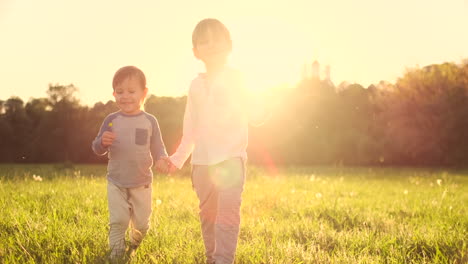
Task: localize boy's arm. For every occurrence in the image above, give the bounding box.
[150,117,168,162]
[91,117,112,155]
[169,91,195,169]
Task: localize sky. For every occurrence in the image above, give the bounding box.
[1,0,467,106]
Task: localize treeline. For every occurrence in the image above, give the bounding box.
[1,61,467,167]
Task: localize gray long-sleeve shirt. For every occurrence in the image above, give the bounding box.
[92,111,168,188]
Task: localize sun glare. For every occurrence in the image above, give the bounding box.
[229,19,316,93]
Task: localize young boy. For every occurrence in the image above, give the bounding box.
[91,66,168,261]
[164,18,265,264]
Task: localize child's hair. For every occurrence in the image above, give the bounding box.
[112,66,146,90]
[192,18,232,48]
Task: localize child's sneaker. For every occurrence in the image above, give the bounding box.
[126,244,138,260]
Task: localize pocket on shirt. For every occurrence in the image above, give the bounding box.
[135,128,148,145]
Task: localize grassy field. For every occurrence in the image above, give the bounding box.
[0,164,466,264]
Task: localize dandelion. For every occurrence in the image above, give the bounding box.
[339,177,344,182]
[437,179,442,186]
[309,174,316,181]
[291,189,296,194]
[432,200,438,206]
[315,192,322,199]
[155,199,162,206]
[32,174,43,182]
[349,191,357,197]
[403,189,408,195]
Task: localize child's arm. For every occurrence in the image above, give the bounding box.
[169,91,195,169]
[150,116,168,162]
[91,116,114,155]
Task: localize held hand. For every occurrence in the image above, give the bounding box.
[155,159,169,174]
[161,156,178,174]
[101,131,116,147]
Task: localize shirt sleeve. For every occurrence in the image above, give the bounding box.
[169,91,195,169]
[91,115,112,156]
[150,117,168,161]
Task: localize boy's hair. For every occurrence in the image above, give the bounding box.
[192,18,232,48]
[112,66,146,90]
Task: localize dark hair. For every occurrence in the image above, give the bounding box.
[112,66,146,90]
[192,18,232,48]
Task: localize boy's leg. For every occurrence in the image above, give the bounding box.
[192,165,219,264]
[128,184,153,248]
[107,181,132,260]
[213,158,245,264]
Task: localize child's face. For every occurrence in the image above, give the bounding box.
[113,77,148,115]
[193,29,231,66]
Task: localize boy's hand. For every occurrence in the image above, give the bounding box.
[161,157,178,174]
[101,131,116,147]
[155,159,169,173]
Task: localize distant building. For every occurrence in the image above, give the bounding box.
[311,61,320,79]
[324,65,331,81]
[301,60,334,85]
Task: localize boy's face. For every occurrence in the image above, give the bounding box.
[113,77,148,115]
[193,29,231,66]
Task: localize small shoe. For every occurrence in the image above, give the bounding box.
[126,244,138,259]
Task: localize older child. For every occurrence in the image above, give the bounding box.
[92,66,168,261]
[164,19,265,264]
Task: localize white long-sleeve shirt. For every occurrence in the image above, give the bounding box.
[170,67,265,169]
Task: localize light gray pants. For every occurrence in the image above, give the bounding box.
[192,158,246,264]
[107,181,152,259]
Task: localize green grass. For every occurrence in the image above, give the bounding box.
[0,164,467,263]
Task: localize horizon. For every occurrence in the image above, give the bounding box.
[1,0,467,106]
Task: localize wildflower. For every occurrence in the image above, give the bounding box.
[315,192,322,199]
[155,199,162,206]
[309,174,316,181]
[32,174,43,182]
[403,189,408,195]
[291,189,296,194]
[349,191,357,197]
[437,179,442,186]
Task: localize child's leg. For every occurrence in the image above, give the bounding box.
[192,165,219,264]
[107,181,132,259]
[128,184,152,248]
[213,158,245,264]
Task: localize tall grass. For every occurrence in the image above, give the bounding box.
[0,164,466,263]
